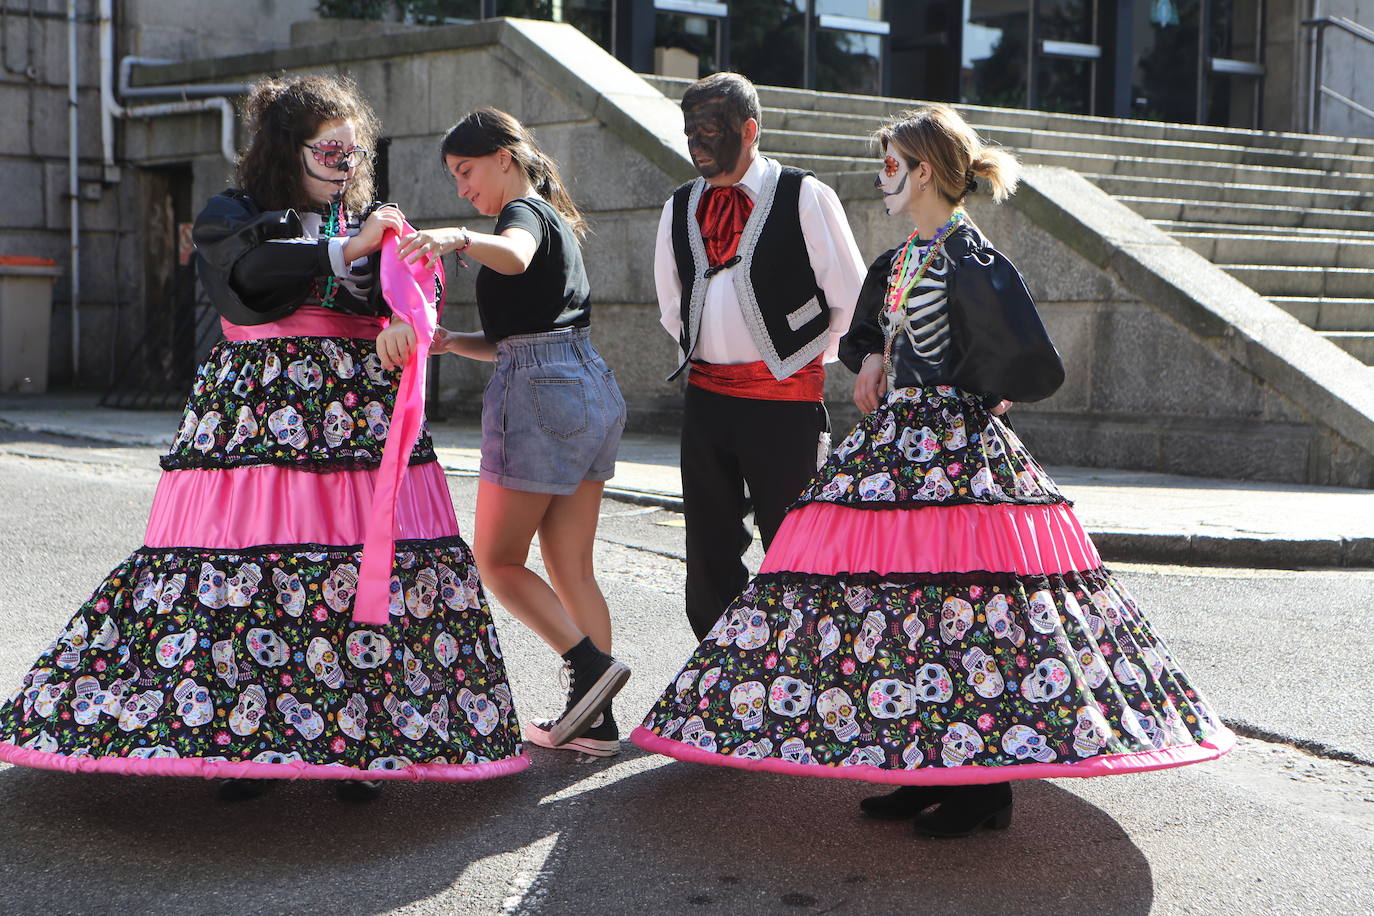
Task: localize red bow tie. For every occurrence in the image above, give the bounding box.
[696,185,753,269]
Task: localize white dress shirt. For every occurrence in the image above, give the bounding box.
[655,156,866,367]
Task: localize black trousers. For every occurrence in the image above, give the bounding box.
[681,385,827,640]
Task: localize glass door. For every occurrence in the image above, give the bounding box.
[1033,0,1098,114]
[812,0,889,95]
[1205,0,1264,127]
[654,0,729,79]
[962,0,1033,110]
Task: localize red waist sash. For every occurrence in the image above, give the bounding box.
[687,356,825,402]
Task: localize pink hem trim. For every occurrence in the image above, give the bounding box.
[0,742,529,783]
[630,726,1235,785]
[759,502,1102,577]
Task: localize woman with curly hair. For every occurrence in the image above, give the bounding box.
[0,75,528,802]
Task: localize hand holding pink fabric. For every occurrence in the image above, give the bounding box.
[353,221,445,625]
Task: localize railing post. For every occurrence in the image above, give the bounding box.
[1313,22,1324,134]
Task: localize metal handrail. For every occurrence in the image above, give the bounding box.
[1302,15,1374,133]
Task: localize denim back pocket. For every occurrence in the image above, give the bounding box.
[601,369,627,428]
[531,377,590,439]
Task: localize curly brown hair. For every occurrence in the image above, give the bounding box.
[236,74,379,213]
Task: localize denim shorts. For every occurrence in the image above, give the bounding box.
[481,327,626,495]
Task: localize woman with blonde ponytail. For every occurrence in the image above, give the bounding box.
[633,103,1233,836]
[399,108,631,757]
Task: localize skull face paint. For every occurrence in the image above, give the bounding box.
[683,100,746,180]
[301,119,358,205]
[875,144,913,216]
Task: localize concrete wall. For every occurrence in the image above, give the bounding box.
[0,0,317,387]
[1305,0,1374,138]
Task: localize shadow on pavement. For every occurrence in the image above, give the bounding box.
[0,746,1152,916]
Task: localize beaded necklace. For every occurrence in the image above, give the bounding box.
[316,202,343,310]
[882,210,963,377]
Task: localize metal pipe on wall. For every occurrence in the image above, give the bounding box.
[66,0,79,379]
[98,0,238,181]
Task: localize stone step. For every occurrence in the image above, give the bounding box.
[1154,221,1374,240]
[1322,331,1374,364]
[1220,264,1374,298]
[1085,173,1374,212]
[1172,231,1374,269]
[764,131,1374,192]
[764,107,1374,174]
[1269,297,1374,331]
[1119,197,1374,232]
[798,157,1374,212]
[642,74,1374,157]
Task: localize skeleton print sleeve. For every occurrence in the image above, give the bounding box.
[838,248,898,374]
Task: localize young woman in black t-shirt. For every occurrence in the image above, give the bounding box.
[399,108,629,756]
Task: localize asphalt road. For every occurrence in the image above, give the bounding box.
[0,429,1371,916]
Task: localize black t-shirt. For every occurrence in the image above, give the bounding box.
[475,197,591,342]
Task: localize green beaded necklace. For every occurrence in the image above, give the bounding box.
[316,202,342,310]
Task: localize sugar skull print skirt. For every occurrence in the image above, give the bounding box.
[632,385,1233,784]
[0,314,527,782]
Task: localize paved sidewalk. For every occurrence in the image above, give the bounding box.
[1,393,1370,568]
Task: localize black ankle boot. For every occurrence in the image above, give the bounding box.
[215,778,268,802]
[912,783,1013,838]
[336,779,385,803]
[859,785,951,820]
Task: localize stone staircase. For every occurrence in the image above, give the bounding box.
[644,75,1374,367]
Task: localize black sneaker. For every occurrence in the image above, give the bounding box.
[335,779,385,803]
[546,652,630,747]
[526,709,621,757]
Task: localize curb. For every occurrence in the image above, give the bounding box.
[4,414,1367,570]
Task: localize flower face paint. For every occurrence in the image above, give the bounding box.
[301,119,358,205]
[684,100,745,181]
[875,144,912,216]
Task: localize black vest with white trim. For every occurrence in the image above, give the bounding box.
[669,164,830,382]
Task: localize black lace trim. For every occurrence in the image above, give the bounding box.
[158,453,439,473]
[132,535,471,558]
[748,568,1109,586]
[792,494,1071,511]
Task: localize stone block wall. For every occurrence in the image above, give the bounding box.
[0,0,315,387]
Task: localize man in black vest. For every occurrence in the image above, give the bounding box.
[655,72,866,639]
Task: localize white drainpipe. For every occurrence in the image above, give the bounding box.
[67,0,80,379]
[98,0,239,177]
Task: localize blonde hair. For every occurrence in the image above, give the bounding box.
[872,104,1019,204]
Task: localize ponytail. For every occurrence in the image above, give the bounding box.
[873,104,1020,205]
[440,108,588,238]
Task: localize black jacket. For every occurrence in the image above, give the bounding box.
[192,190,385,326]
[839,224,1064,403]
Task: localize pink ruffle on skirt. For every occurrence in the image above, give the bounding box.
[145,461,459,549]
[760,501,1101,577]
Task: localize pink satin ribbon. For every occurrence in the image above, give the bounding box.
[220,306,383,341]
[353,225,444,625]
